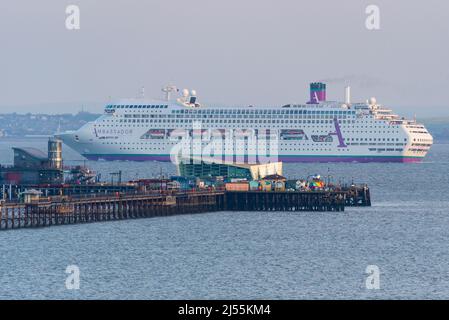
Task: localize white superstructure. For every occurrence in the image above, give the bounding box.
[58,83,433,163]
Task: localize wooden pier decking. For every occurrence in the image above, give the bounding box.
[0,187,370,230]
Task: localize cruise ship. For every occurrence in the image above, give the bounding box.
[58,83,433,163]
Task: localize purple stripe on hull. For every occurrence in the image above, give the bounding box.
[278,156,423,163]
[83,154,423,163]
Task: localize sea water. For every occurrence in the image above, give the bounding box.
[0,139,448,299]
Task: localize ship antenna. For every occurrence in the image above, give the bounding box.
[140,86,145,99]
[162,85,178,101]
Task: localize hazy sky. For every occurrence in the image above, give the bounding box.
[1,0,448,117]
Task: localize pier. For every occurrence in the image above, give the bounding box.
[0,186,370,231]
[226,191,345,212]
[0,139,372,231]
[0,191,225,230]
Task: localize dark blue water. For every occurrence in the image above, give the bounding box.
[0,139,448,299]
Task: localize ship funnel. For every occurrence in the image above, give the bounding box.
[345,86,351,104]
[308,82,326,104]
[48,138,62,169]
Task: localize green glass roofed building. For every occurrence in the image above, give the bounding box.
[177,156,283,180]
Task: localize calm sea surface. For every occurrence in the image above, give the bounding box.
[0,138,448,299]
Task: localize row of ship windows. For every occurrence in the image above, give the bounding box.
[97,128,403,136]
[100,120,397,129]
[97,127,402,137]
[111,108,359,114]
[117,119,355,124]
[411,143,432,147]
[102,146,419,153]
[136,140,408,146]
[350,143,406,146]
[134,140,407,145]
[98,127,402,136]
[100,140,407,146]
[109,109,358,115]
[104,117,392,124]
[113,119,401,128]
[113,147,349,152]
[346,137,405,142]
[107,105,168,109]
[171,109,357,115]
[368,148,403,152]
[119,114,353,119]
[406,125,425,129]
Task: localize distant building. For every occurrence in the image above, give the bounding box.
[0,139,63,185]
